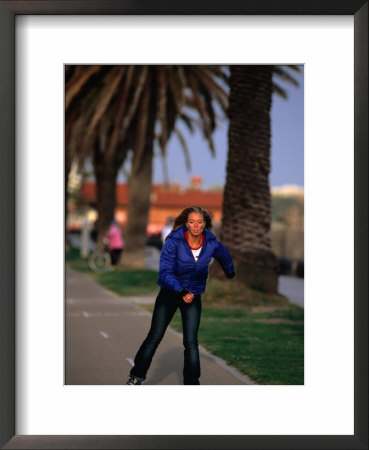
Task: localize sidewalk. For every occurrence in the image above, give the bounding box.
[278,275,304,308]
[66,267,256,385]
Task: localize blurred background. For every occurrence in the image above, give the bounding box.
[65,65,304,291]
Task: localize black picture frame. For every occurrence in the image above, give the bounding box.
[0,1,367,449]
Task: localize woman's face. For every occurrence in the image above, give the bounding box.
[186,212,205,237]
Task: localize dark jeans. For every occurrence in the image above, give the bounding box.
[110,248,122,265]
[130,288,202,385]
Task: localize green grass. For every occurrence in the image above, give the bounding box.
[95,269,159,297]
[139,280,304,385]
[185,306,302,385]
[66,247,158,296]
[66,248,304,384]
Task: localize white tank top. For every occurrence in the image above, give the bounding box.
[191,247,202,262]
[184,231,204,262]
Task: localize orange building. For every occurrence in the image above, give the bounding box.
[79,178,223,235]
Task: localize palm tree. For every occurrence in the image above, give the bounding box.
[217,65,300,293]
[122,66,229,267]
[66,65,126,248]
[65,65,228,264]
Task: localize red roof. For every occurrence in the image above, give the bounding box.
[80,182,223,209]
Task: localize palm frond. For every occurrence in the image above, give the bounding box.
[273,83,288,99]
[200,87,216,132]
[116,65,149,152]
[191,66,229,113]
[131,71,151,175]
[82,66,126,153]
[286,65,302,73]
[67,113,86,165]
[179,113,195,133]
[66,64,230,184]
[272,65,301,99]
[166,68,186,115]
[159,150,170,187]
[176,66,188,94]
[104,66,135,161]
[180,111,203,131]
[175,127,192,172]
[273,66,300,87]
[65,65,101,110]
[186,71,215,155]
[156,66,169,153]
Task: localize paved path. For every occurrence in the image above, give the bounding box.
[66,268,256,385]
[278,275,304,308]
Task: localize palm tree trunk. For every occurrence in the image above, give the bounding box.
[121,79,157,269]
[65,154,72,250]
[93,144,121,250]
[217,65,278,293]
[121,143,154,268]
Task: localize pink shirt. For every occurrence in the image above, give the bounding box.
[107,225,124,249]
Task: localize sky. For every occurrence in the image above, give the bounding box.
[149,67,304,190]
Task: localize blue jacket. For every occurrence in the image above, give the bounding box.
[157,226,235,295]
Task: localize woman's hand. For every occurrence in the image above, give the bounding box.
[183,292,195,303]
[223,271,235,279]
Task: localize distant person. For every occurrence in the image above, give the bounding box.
[125,206,235,385]
[106,219,124,265]
[90,219,98,245]
[161,216,175,244]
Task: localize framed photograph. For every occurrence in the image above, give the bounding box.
[1,1,367,449]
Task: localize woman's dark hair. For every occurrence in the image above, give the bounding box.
[171,206,213,233]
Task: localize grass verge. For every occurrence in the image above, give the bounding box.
[66,248,304,384]
[66,247,158,296]
[139,279,304,385]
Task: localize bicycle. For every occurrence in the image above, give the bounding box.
[88,239,112,273]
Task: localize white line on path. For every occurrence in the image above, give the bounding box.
[99,331,109,339]
[126,358,134,367]
[82,311,90,318]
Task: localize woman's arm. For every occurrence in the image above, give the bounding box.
[159,239,185,293]
[213,242,235,278]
